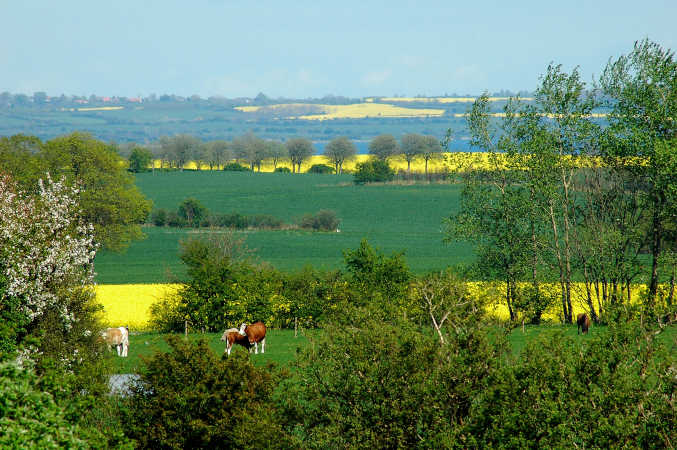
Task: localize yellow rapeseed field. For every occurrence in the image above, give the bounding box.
[95,284,180,331]
[235,102,444,120]
[96,282,647,330]
[373,97,535,103]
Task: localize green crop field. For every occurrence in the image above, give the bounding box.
[94,171,473,283]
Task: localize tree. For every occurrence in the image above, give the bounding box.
[400,133,425,173]
[323,136,356,174]
[159,134,200,170]
[412,270,485,345]
[447,94,536,322]
[285,138,314,173]
[204,140,231,170]
[266,140,287,170]
[353,159,395,183]
[599,38,677,307]
[368,134,399,160]
[40,133,152,251]
[124,337,290,449]
[420,135,442,178]
[177,197,208,227]
[128,146,153,172]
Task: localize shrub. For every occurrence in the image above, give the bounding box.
[223,162,252,172]
[151,208,167,226]
[249,214,284,229]
[463,323,676,448]
[298,209,339,231]
[124,336,291,449]
[353,159,395,183]
[166,211,185,227]
[307,164,334,174]
[274,166,291,173]
[177,198,208,228]
[285,317,502,448]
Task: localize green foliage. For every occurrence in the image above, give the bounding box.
[0,132,152,252]
[353,158,395,183]
[307,163,334,174]
[285,317,503,448]
[343,239,410,307]
[223,162,252,171]
[298,209,340,231]
[177,197,208,227]
[150,208,167,226]
[0,361,88,449]
[124,336,290,449]
[463,323,676,448]
[42,132,153,251]
[273,166,291,173]
[127,146,153,172]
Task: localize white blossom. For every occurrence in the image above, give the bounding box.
[0,173,97,329]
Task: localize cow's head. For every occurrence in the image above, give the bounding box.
[238,323,247,335]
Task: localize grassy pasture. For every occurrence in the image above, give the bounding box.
[109,325,677,374]
[94,171,472,283]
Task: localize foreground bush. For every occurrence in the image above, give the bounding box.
[124,336,290,449]
[282,312,503,448]
[463,323,676,448]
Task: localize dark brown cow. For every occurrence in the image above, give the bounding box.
[239,321,267,354]
[577,313,591,335]
[220,328,252,356]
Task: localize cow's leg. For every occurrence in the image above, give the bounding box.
[123,343,128,357]
[254,342,258,354]
[226,342,231,356]
[261,338,265,354]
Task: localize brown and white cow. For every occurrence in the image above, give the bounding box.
[577,313,591,335]
[220,327,252,356]
[238,321,266,354]
[102,326,129,357]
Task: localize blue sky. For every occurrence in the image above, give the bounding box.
[1,0,675,98]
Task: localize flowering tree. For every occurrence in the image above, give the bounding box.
[0,173,97,356]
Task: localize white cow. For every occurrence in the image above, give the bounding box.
[102,326,129,357]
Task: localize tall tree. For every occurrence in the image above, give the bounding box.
[40,132,152,251]
[266,140,287,170]
[599,38,677,307]
[128,146,153,172]
[286,138,314,173]
[368,134,399,161]
[400,133,425,174]
[323,136,356,174]
[420,135,442,178]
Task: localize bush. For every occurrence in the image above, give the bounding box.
[223,162,252,172]
[177,198,208,228]
[284,317,502,448]
[124,336,291,449]
[166,211,185,227]
[151,208,167,226]
[298,209,340,231]
[274,166,291,173]
[307,164,334,174]
[249,214,284,229]
[353,159,395,183]
[462,323,676,448]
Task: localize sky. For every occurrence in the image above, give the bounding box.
[1,0,675,99]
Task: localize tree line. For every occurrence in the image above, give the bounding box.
[127,131,444,175]
[450,39,677,325]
